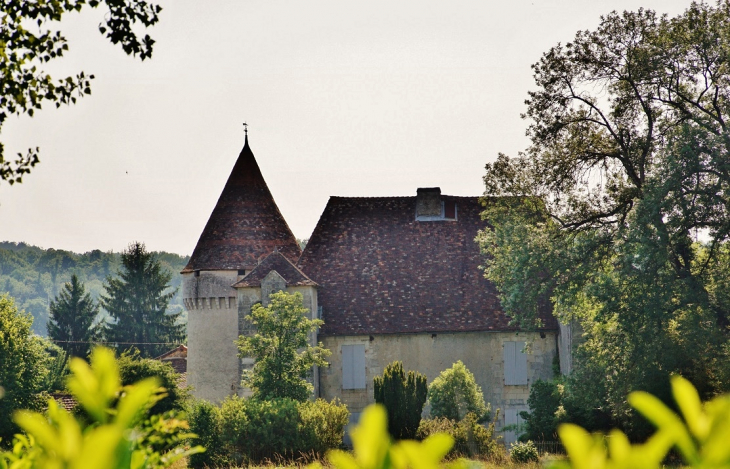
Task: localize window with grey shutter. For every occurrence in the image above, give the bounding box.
[342,344,366,389]
[503,341,528,385]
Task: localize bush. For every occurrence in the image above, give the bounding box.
[374,361,428,440]
[117,349,190,415]
[417,412,500,459]
[519,379,565,441]
[187,399,228,469]
[428,360,490,422]
[298,398,349,454]
[510,440,539,463]
[195,396,349,465]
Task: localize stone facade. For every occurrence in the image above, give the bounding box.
[319,331,557,442]
[184,269,241,402]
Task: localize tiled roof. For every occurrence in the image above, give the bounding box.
[233,251,317,288]
[182,137,301,273]
[297,195,557,335]
[155,344,187,360]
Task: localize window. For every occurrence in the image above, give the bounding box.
[342,344,366,389]
[503,341,528,385]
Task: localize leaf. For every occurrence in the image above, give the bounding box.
[628,391,697,462]
[671,375,708,440]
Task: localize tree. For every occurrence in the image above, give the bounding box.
[478,2,730,438]
[0,0,161,186]
[117,350,189,415]
[374,361,428,440]
[427,360,490,423]
[0,295,52,444]
[101,242,184,358]
[237,291,331,401]
[47,274,102,359]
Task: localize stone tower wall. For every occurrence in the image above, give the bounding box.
[183,270,242,403]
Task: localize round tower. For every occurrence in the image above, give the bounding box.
[182,134,301,402]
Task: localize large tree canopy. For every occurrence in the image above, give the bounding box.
[0,0,161,186]
[47,274,102,358]
[101,242,184,358]
[479,2,730,437]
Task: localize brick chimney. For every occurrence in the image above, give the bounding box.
[416,187,441,218]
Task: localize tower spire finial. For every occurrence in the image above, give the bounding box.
[243,122,248,136]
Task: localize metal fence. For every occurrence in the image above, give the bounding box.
[532,440,565,455]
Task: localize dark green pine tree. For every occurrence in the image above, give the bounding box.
[101,242,184,358]
[47,274,102,359]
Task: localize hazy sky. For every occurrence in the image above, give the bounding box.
[1,0,696,256]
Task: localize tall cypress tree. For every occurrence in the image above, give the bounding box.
[101,242,184,357]
[47,274,102,358]
[374,361,428,440]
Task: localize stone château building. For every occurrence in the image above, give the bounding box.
[182,134,568,442]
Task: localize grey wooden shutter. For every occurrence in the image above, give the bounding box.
[504,341,516,384]
[342,344,366,389]
[342,345,354,389]
[352,345,366,389]
[504,341,528,385]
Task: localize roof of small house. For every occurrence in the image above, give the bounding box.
[182,136,301,273]
[233,250,317,287]
[297,194,558,336]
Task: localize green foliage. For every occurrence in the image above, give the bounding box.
[318,404,458,469]
[478,1,730,439]
[116,350,189,416]
[186,399,227,469]
[47,274,103,359]
[510,440,539,463]
[427,361,490,423]
[0,347,202,468]
[519,379,566,441]
[298,398,350,455]
[0,242,188,336]
[0,295,52,445]
[190,395,348,466]
[374,361,428,440]
[0,0,161,186]
[551,375,730,469]
[237,291,331,401]
[101,242,184,358]
[417,412,500,459]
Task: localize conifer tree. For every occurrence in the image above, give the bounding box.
[47,274,102,358]
[374,361,427,440]
[101,242,184,357]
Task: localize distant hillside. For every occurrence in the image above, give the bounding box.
[0,242,189,336]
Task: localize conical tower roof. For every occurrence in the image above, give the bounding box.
[182,136,301,273]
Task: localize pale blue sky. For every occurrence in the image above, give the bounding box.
[1,0,695,255]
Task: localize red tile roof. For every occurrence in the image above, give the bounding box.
[182,137,301,273]
[297,195,557,335]
[233,251,317,287]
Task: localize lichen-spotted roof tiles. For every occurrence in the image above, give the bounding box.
[297,195,557,335]
[182,137,301,273]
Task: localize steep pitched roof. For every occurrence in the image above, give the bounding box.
[297,195,557,335]
[182,137,301,272]
[233,251,317,287]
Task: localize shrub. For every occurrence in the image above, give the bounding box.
[299,398,350,454]
[510,440,539,463]
[117,349,190,415]
[519,379,565,441]
[374,361,428,440]
[212,396,348,465]
[428,360,490,422]
[417,412,500,459]
[187,399,228,469]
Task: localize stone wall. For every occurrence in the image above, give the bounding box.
[184,270,241,403]
[319,331,557,441]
